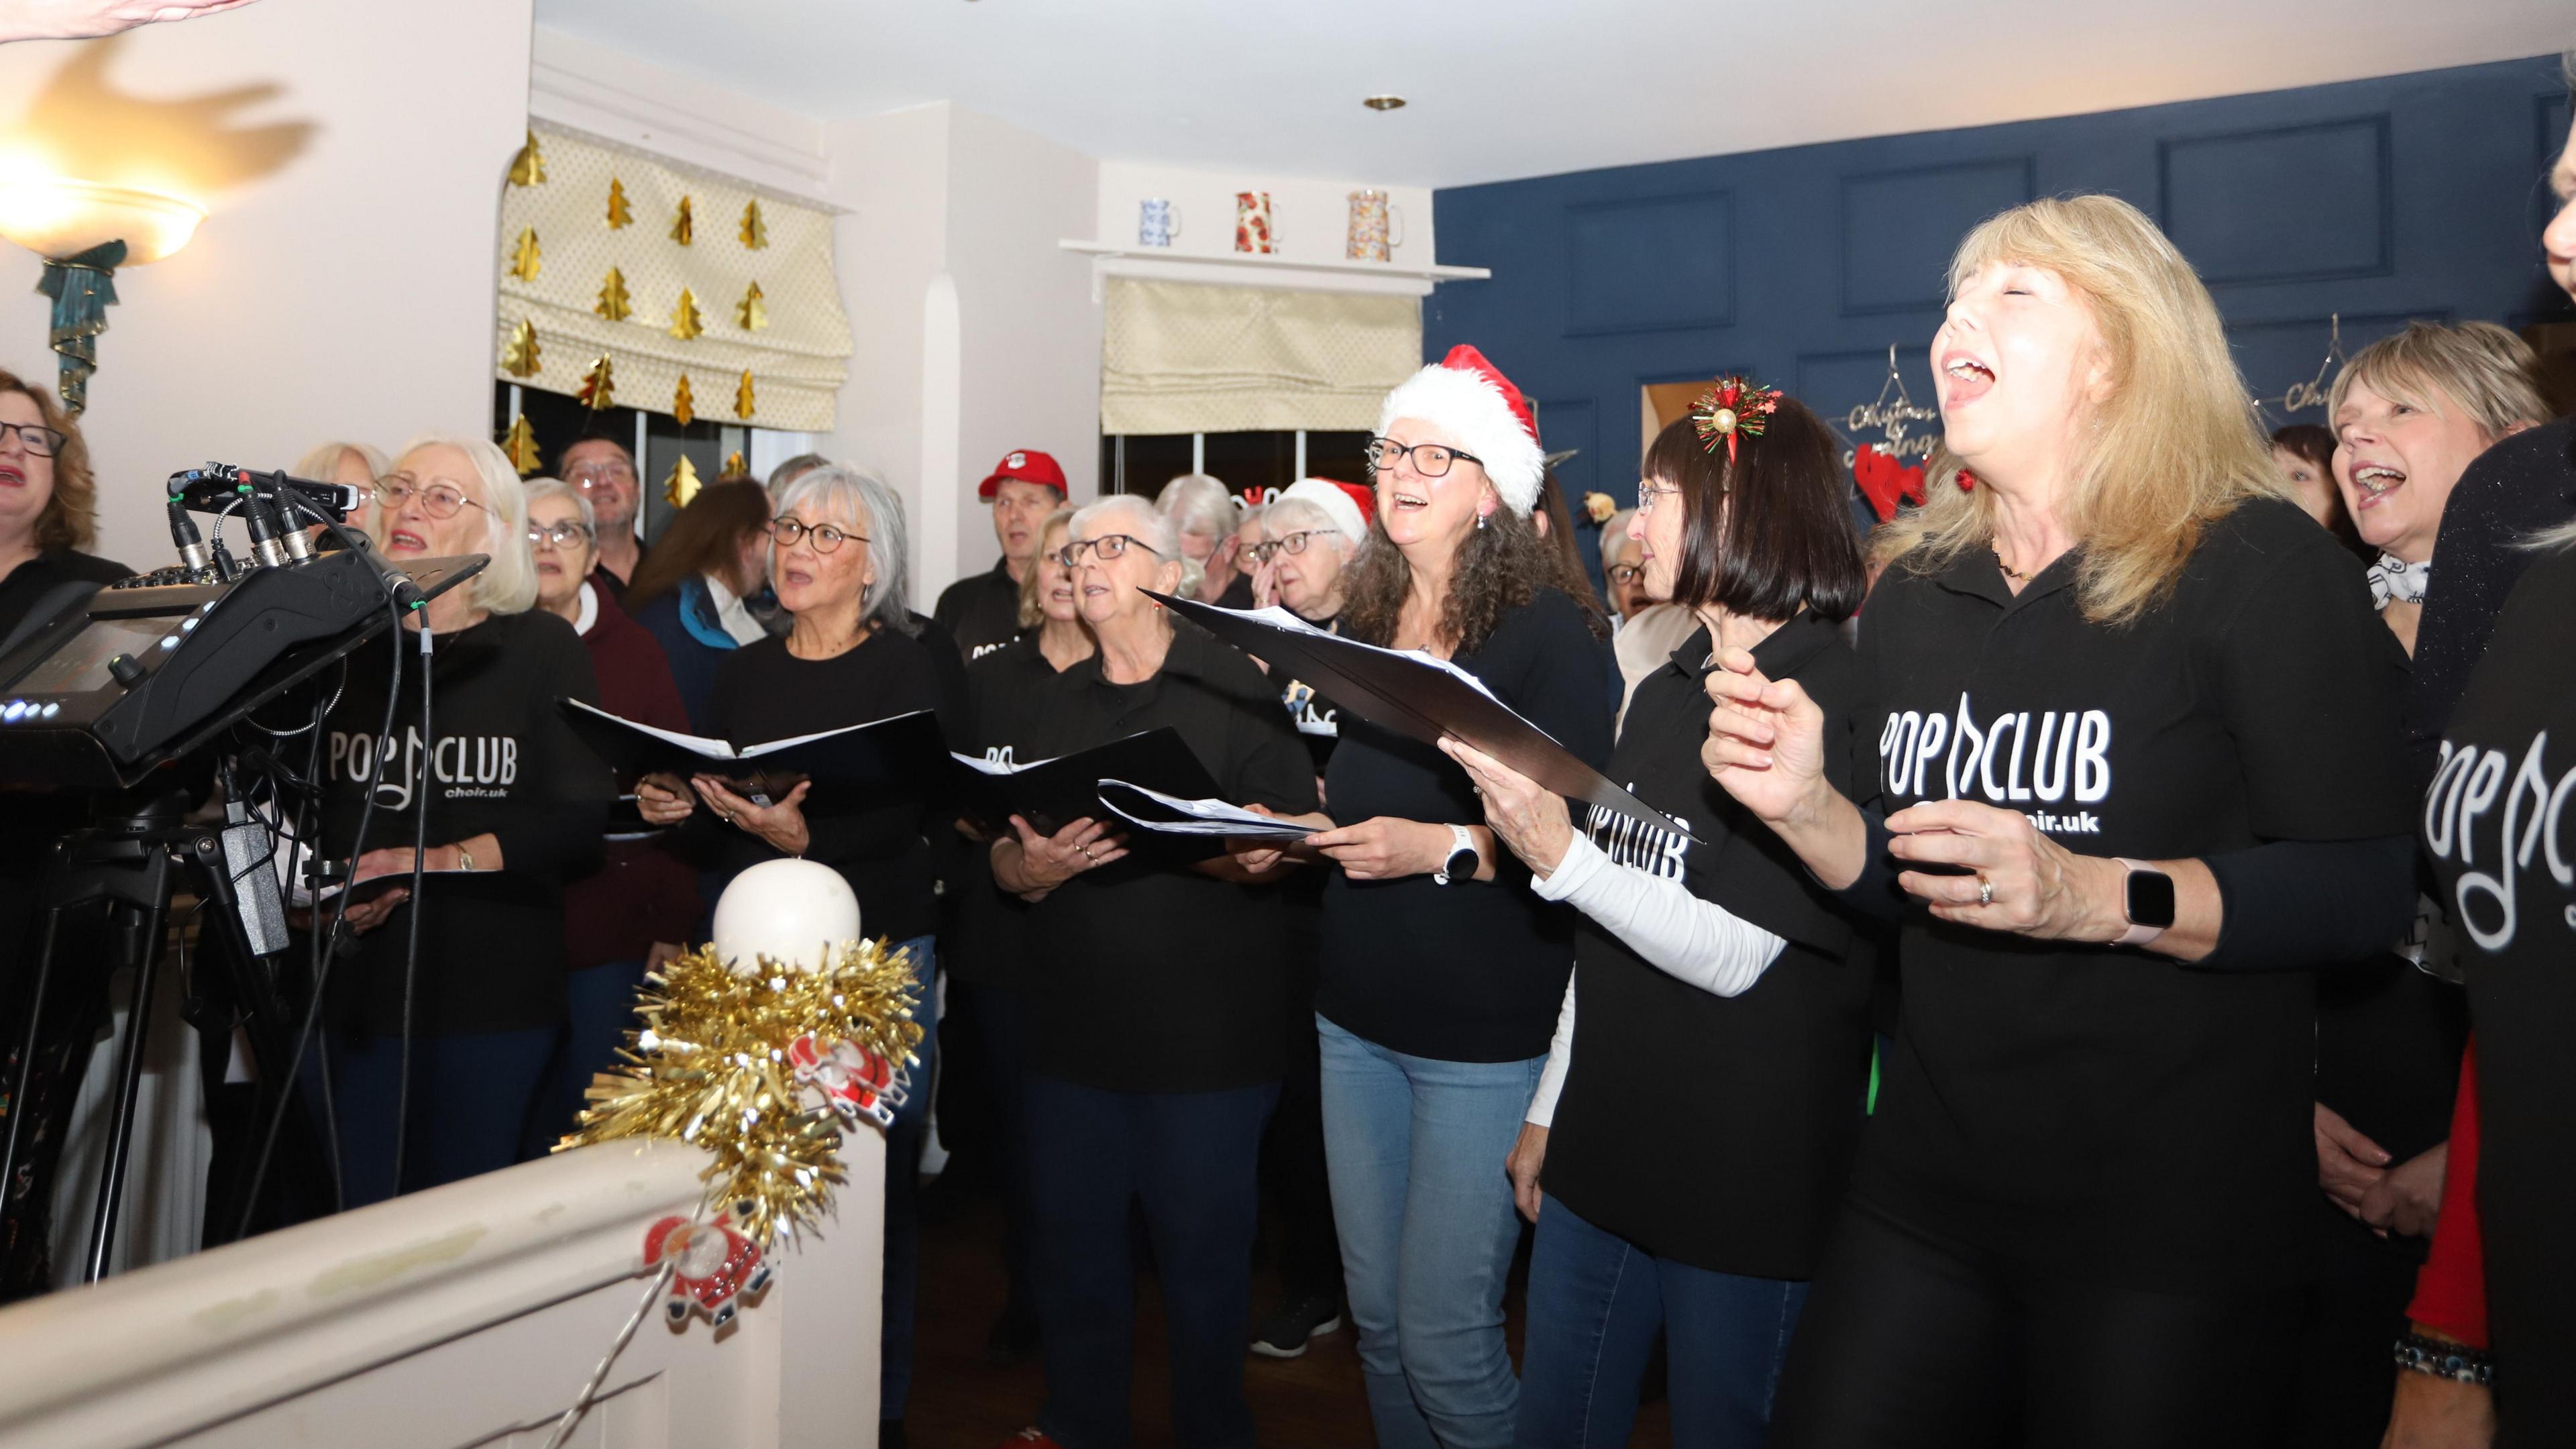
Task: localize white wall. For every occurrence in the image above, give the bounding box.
[1096,160,1435,271]
[0,0,535,568]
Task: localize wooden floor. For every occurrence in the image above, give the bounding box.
[904,1178,1674,1448]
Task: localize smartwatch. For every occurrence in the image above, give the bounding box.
[2115,858,2175,946]
[1433,825,1480,886]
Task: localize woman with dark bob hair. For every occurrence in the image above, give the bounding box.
[625,479,775,731]
[1700,195,2416,1445]
[1444,386,1876,1447]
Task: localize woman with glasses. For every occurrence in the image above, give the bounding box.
[316,435,612,1205]
[1441,393,1876,1448]
[515,480,699,1154]
[625,480,775,731]
[989,493,1317,1449]
[1235,345,1615,1449]
[292,439,388,540]
[634,464,948,1445]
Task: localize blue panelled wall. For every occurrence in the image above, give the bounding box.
[1428,54,2575,521]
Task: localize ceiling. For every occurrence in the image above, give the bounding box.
[533,0,2572,189]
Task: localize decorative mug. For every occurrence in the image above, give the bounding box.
[1138,197,1181,248]
[1234,191,1277,254]
[1346,190,1404,262]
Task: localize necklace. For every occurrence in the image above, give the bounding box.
[1992,547,2035,584]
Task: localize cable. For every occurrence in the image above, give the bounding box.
[390,616,432,1191]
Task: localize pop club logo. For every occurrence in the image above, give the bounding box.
[1585,791,1690,881]
[2425,730,2576,953]
[1283,678,1337,737]
[1878,693,2112,835]
[328,727,522,810]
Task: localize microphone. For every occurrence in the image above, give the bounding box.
[239,484,292,569]
[165,493,212,581]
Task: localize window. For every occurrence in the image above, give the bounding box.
[1101,429,1373,501]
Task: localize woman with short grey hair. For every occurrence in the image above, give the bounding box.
[1157,472,1246,604]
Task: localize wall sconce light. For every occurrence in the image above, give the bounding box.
[0,178,203,413]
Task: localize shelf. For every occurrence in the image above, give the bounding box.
[1059,239,1490,301]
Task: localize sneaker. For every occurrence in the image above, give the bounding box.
[1003,1431,1063,1448]
[1248,1291,1344,1359]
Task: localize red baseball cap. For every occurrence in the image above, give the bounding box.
[979,448,1067,499]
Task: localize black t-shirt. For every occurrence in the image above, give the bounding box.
[1851,498,2410,1292]
[1214,572,1256,612]
[702,626,950,946]
[0,547,125,645]
[2422,543,2576,1437]
[1546,613,1877,1279]
[1316,588,1615,1063]
[951,634,1071,987]
[319,610,612,1036]
[933,561,1024,664]
[1016,622,1318,1092]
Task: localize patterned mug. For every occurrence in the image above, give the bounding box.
[1235,191,1277,254]
[1139,197,1181,248]
[1346,190,1404,262]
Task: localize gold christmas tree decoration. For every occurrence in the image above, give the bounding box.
[595,267,633,321]
[734,369,756,420]
[736,280,768,333]
[501,318,540,378]
[500,415,542,476]
[606,177,632,229]
[507,226,541,281]
[722,450,748,478]
[740,198,768,250]
[508,129,547,186]
[667,287,705,341]
[664,451,702,508]
[674,373,696,427]
[670,196,694,246]
[578,354,615,411]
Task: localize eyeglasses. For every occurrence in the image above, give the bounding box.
[769,517,865,553]
[1607,563,1644,586]
[0,420,69,458]
[1055,534,1165,568]
[566,462,636,490]
[527,520,594,549]
[1366,436,1485,479]
[1635,481,1685,515]
[1244,529,1342,564]
[374,476,488,521]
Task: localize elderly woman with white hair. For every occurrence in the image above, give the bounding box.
[1158,471,1253,606]
[634,462,947,1442]
[294,438,388,537]
[315,435,612,1207]
[989,491,1317,1449]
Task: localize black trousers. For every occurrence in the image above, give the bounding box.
[1771,1197,2298,1449]
[2289,1203,2420,1448]
[1256,1004,1344,1305]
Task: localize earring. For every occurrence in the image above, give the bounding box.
[1476,511,1489,531]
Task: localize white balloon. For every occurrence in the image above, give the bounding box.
[710,859,859,975]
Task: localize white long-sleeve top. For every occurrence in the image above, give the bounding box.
[1522,828,1786,1126]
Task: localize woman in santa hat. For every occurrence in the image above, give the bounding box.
[1240,346,1612,1448]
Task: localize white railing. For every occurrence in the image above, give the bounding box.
[0,1132,883,1449]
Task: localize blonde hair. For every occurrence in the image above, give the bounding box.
[376,434,538,614]
[1878,194,2285,627]
[294,440,388,483]
[1017,504,1079,629]
[2326,321,2546,443]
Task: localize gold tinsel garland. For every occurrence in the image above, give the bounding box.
[565,938,922,1247]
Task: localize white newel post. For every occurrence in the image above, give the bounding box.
[0,1129,885,1449]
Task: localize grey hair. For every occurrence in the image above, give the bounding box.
[1077,492,1201,598]
[521,477,596,537]
[766,452,831,508]
[1155,472,1238,541]
[1597,508,1640,574]
[295,439,388,482]
[774,463,918,636]
[1261,496,1356,557]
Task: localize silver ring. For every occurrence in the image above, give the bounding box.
[1976,875,1994,907]
[718,810,733,824]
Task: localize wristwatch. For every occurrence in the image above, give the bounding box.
[1432,825,1480,886]
[2114,858,2174,945]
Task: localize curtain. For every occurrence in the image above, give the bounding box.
[1100,277,1419,435]
[495,123,852,433]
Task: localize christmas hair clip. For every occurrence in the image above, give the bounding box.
[1690,376,1782,465]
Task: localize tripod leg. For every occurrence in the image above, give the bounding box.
[0,904,68,1223]
[84,879,170,1285]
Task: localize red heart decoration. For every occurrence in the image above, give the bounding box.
[1854,445,1931,522]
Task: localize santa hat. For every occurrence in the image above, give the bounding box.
[1376,344,1545,516]
[1279,477,1368,543]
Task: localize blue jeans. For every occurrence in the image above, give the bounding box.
[1024,1073,1279,1449]
[520,956,649,1160]
[1319,1015,1544,1449]
[1516,1193,1809,1448]
[881,934,936,1424]
[321,1026,555,1207]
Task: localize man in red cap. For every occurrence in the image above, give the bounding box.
[935,448,1069,661]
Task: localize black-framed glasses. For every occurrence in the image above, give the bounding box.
[0,420,69,458]
[527,520,594,549]
[1056,533,1164,568]
[1244,529,1342,564]
[1366,436,1484,479]
[374,476,488,521]
[769,517,864,553]
[1607,563,1644,586]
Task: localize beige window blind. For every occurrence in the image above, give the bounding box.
[495,123,853,433]
[1100,278,1421,435]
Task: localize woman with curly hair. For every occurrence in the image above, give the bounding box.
[1240,345,1613,1448]
[0,366,119,639]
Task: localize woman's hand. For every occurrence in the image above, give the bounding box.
[1440,739,1573,877]
[1507,1122,1549,1224]
[2361,1142,2449,1240]
[1002,814,1130,894]
[1701,647,1833,827]
[694,776,811,857]
[1305,816,1455,881]
[1882,799,2129,940]
[1227,803,1329,875]
[635,772,696,826]
[1250,554,1283,610]
[2382,1342,2496,1449]
[2317,1102,2394,1225]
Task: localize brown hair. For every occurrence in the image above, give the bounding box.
[625,480,771,608]
[2325,320,2547,442]
[1016,505,1078,629]
[1339,496,1610,653]
[0,368,97,551]
[2269,423,2363,552]
[1642,397,1866,623]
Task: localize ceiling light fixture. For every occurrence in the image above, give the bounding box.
[1362,95,1406,112]
[0,178,205,412]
